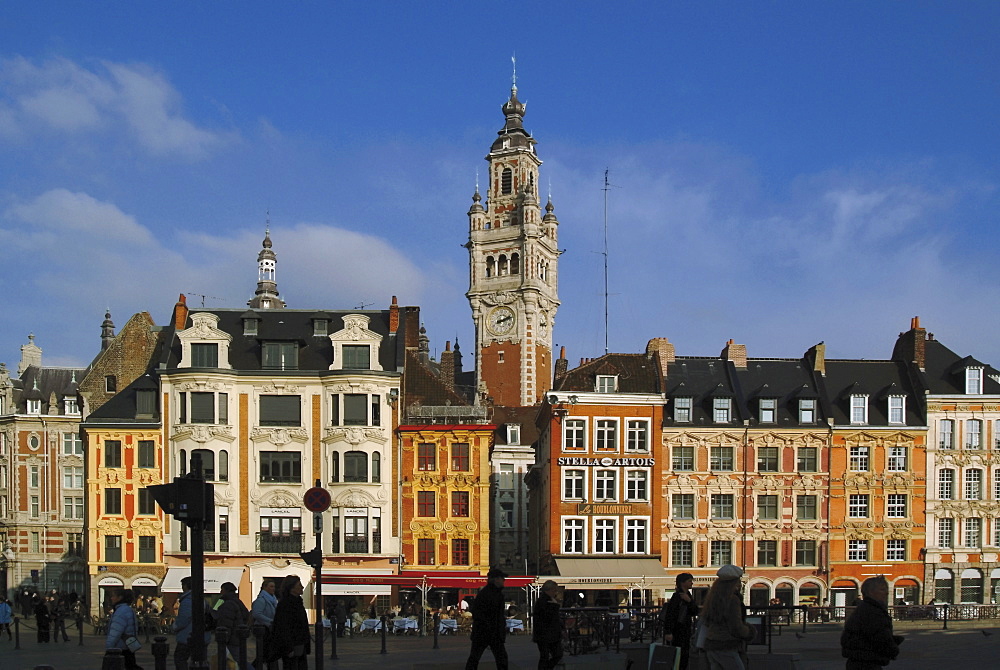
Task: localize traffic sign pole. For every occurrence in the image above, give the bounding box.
[303,480,333,667]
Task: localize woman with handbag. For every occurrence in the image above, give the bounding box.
[269,575,310,669]
[661,573,699,670]
[105,588,143,670]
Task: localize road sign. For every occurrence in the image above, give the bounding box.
[304,486,331,513]
[313,512,323,534]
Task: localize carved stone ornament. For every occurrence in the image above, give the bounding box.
[136,470,162,486]
[333,488,379,508]
[132,518,163,534]
[250,427,309,445]
[881,472,914,488]
[707,478,741,492]
[252,488,300,509]
[324,427,387,446]
[672,474,702,489]
[483,291,517,306]
[177,381,226,391]
[752,476,783,491]
[705,528,740,541]
[844,473,875,488]
[260,383,302,393]
[333,314,381,342]
[172,425,236,444]
[329,383,380,393]
[96,519,130,532]
[105,470,121,484]
[793,475,822,491]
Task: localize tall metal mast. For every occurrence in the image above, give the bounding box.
[602,169,611,355]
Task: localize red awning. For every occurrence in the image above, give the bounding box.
[321,571,535,589]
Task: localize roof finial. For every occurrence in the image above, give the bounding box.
[511,53,517,90]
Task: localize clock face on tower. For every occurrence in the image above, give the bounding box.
[487,305,516,336]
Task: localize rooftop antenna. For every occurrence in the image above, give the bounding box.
[601,169,615,355]
[512,53,517,88]
[187,293,225,308]
[355,301,374,310]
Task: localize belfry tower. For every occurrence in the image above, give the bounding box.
[466,78,560,407]
[248,227,286,309]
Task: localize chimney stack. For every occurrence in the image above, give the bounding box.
[440,341,455,391]
[646,338,676,377]
[172,294,189,330]
[389,296,399,333]
[721,339,747,368]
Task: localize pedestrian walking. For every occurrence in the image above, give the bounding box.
[51,597,71,642]
[172,576,211,670]
[216,581,253,669]
[251,579,278,669]
[700,565,755,670]
[464,566,509,670]
[333,599,347,638]
[0,596,12,640]
[269,575,310,670]
[105,589,142,670]
[841,576,904,670]
[34,595,51,643]
[531,579,563,670]
[661,572,699,670]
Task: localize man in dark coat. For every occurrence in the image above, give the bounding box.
[215,582,251,667]
[464,567,509,670]
[532,580,563,670]
[660,572,699,670]
[841,576,903,670]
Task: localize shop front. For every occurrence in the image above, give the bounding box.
[545,558,672,608]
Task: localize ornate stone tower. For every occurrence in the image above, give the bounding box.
[467,81,560,407]
[248,227,286,309]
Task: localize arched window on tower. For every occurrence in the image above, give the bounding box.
[501,168,513,195]
[529,173,535,195]
[485,256,495,278]
[510,253,520,275]
[498,255,509,276]
[539,261,546,281]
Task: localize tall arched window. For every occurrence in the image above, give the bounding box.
[485,256,495,278]
[219,450,229,482]
[192,449,215,481]
[510,253,520,275]
[344,451,368,482]
[331,452,340,483]
[501,168,513,195]
[498,255,509,276]
[372,452,381,483]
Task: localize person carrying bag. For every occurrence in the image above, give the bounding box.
[105,588,143,670]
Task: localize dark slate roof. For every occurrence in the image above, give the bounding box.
[87,330,170,424]
[14,365,87,413]
[402,349,471,410]
[163,309,405,373]
[553,353,662,394]
[921,338,1000,395]
[821,359,923,426]
[492,405,540,447]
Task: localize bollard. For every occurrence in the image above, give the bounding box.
[78,614,85,646]
[105,647,126,670]
[252,623,267,670]
[14,616,20,650]
[237,624,250,670]
[216,626,230,670]
[153,635,170,670]
[432,612,439,650]
[380,615,387,655]
[145,615,152,644]
[943,603,949,630]
[329,616,338,661]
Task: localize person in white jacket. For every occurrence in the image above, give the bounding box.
[251,580,277,669]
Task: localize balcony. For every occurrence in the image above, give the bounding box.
[344,536,368,554]
[256,532,305,554]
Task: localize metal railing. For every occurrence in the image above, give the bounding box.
[256,531,304,553]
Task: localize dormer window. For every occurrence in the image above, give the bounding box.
[850,395,868,425]
[966,367,983,395]
[262,342,298,370]
[596,375,617,393]
[507,424,521,445]
[759,398,776,424]
[243,316,259,336]
[342,345,370,370]
[105,375,117,393]
[191,343,219,368]
[136,390,156,418]
[27,399,41,414]
[313,319,328,337]
[887,396,905,424]
[63,397,80,415]
[329,314,383,372]
[674,397,693,423]
[713,397,732,423]
[799,398,816,424]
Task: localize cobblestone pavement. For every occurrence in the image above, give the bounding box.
[1,621,998,669]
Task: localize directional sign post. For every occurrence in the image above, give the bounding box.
[303,481,332,666]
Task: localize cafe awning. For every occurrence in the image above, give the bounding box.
[321,570,535,589]
[161,567,246,593]
[547,558,671,589]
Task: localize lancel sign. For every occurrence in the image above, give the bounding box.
[557,457,655,467]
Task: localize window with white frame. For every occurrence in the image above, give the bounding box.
[710,446,734,471]
[995,469,1000,500]
[506,424,521,445]
[939,469,954,499]
[30,495,39,517]
[625,420,648,452]
[965,517,982,548]
[672,446,694,471]
[888,396,905,424]
[995,519,1000,547]
[886,539,906,561]
[849,494,869,518]
[966,420,982,449]
[799,398,816,423]
[672,493,695,519]
[595,419,618,451]
[672,540,693,567]
[674,397,693,423]
[757,539,778,566]
[938,517,954,548]
[713,397,732,423]
[850,395,868,424]
[64,397,80,415]
[594,469,617,500]
[939,420,954,449]
[710,540,732,566]
[63,496,84,519]
[757,494,779,520]
[966,367,983,394]
[965,469,983,499]
[849,446,870,471]
[27,399,41,414]
[596,375,617,393]
[62,466,83,489]
[995,420,1000,449]
[594,518,616,553]
[848,539,868,561]
[796,540,817,565]
[711,494,735,519]
[562,469,585,500]
[797,495,818,520]
[759,398,776,424]
[563,419,586,450]
[886,493,907,518]
[757,446,779,472]
[887,447,907,472]
[625,470,647,501]
[797,447,817,472]
[625,519,647,553]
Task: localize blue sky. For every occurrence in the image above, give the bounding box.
[1,2,999,373]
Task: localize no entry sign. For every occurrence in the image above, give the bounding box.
[303,486,331,513]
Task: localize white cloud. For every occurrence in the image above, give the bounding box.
[0,56,234,159]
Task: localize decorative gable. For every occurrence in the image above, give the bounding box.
[178,313,233,369]
[329,314,383,372]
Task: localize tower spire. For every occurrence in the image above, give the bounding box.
[247,219,286,309]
